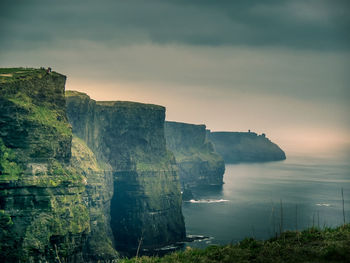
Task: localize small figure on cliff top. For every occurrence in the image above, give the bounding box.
[46,67,52,74]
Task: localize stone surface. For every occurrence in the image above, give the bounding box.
[164,121,225,188]
[66,91,186,254]
[208,131,286,163]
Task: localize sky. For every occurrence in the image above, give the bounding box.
[1,0,350,155]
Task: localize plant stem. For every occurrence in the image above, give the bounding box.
[280,199,283,235]
[295,204,298,231]
[136,236,143,258]
[55,244,62,263]
[342,188,345,225]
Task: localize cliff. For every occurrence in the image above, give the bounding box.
[0,68,117,262]
[66,91,186,253]
[164,121,225,188]
[70,137,117,261]
[208,131,286,163]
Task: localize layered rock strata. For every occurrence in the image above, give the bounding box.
[66,91,186,253]
[0,68,116,262]
[164,121,225,188]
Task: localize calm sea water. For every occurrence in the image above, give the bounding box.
[182,152,350,248]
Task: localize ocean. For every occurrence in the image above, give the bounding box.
[182,151,350,248]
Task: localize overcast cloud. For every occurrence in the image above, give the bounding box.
[1,0,349,50]
[1,0,349,154]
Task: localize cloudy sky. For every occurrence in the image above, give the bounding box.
[1,0,349,155]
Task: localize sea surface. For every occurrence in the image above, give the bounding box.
[182,151,350,248]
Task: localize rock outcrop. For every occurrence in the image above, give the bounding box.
[164,121,225,188]
[66,91,186,254]
[0,68,117,262]
[208,131,286,163]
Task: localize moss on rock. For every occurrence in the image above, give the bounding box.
[70,136,118,261]
[0,68,71,164]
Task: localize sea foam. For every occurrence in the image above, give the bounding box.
[316,203,331,207]
[186,199,229,204]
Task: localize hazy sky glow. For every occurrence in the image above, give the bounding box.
[1,0,349,155]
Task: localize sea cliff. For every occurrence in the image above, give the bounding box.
[164,121,225,188]
[0,68,116,262]
[66,91,186,253]
[208,131,286,163]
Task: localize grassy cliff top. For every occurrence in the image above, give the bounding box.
[97,100,164,110]
[0,67,35,74]
[66,90,165,110]
[166,120,206,129]
[121,224,350,263]
[211,131,259,135]
[0,67,64,83]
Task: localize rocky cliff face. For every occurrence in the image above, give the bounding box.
[208,131,286,163]
[66,91,185,253]
[0,68,116,262]
[164,121,225,188]
[70,137,117,261]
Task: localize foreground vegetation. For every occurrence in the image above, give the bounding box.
[121,224,350,263]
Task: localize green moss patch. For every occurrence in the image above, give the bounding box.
[0,139,23,180]
[0,68,71,163]
[9,94,71,137]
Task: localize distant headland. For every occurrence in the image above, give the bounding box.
[208,130,286,163]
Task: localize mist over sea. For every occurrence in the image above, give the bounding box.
[183,148,350,248]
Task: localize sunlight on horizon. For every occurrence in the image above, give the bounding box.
[66,78,350,160]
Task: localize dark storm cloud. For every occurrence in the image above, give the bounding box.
[0,0,349,50]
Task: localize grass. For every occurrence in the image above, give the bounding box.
[0,67,35,75]
[8,94,71,137]
[0,139,23,180]
[0,67,63,85]
[66,89,164,110]
[120,224,350,263]
[97,100,164,110]
[0,68,40,83]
